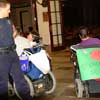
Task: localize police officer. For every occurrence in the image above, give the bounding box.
[0,0,33,100]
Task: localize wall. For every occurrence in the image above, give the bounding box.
[36,2,50,45]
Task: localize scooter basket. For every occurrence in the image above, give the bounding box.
[26,62,43,80]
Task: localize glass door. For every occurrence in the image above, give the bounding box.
[48,0,65,51]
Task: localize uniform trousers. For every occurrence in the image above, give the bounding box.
[0,50,33,100]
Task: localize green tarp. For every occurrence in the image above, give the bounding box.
[76,48,100,81]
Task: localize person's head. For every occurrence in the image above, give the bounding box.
[0,0,10,18]
[78,26,89,40]
[27,33,33,41]
[23,32,34,42]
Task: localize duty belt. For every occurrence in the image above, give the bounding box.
[0,45,16,53]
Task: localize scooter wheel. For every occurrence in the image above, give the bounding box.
[8,81,15,97]
[75,78,84,98]
[44,71,56,94]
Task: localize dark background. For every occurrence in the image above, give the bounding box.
[62,0,100,27]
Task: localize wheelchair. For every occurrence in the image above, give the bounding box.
[70,45,100,98]
[8,46,56,99]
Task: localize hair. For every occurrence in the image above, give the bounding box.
[79,26,89,39]
[0,0,10,7]
[20,32,32,38]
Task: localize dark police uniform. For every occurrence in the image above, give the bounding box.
[0,17,33,100]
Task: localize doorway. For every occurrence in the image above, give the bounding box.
[48,0,65,51]
[20,10,32,32]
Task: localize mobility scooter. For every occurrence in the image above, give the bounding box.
[70,45,100,98]
[8,36,56,99]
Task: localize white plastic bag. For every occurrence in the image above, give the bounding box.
[23,50,50,74]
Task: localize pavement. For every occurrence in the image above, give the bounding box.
[9,47,100,100]
[36,48,100,100]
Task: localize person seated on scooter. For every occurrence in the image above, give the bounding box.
[24,30,42,48]
[13,25,32,56]
[70,26,100,51]
[70,26,100,65]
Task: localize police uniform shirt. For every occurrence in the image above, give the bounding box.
[0,17,15,48]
